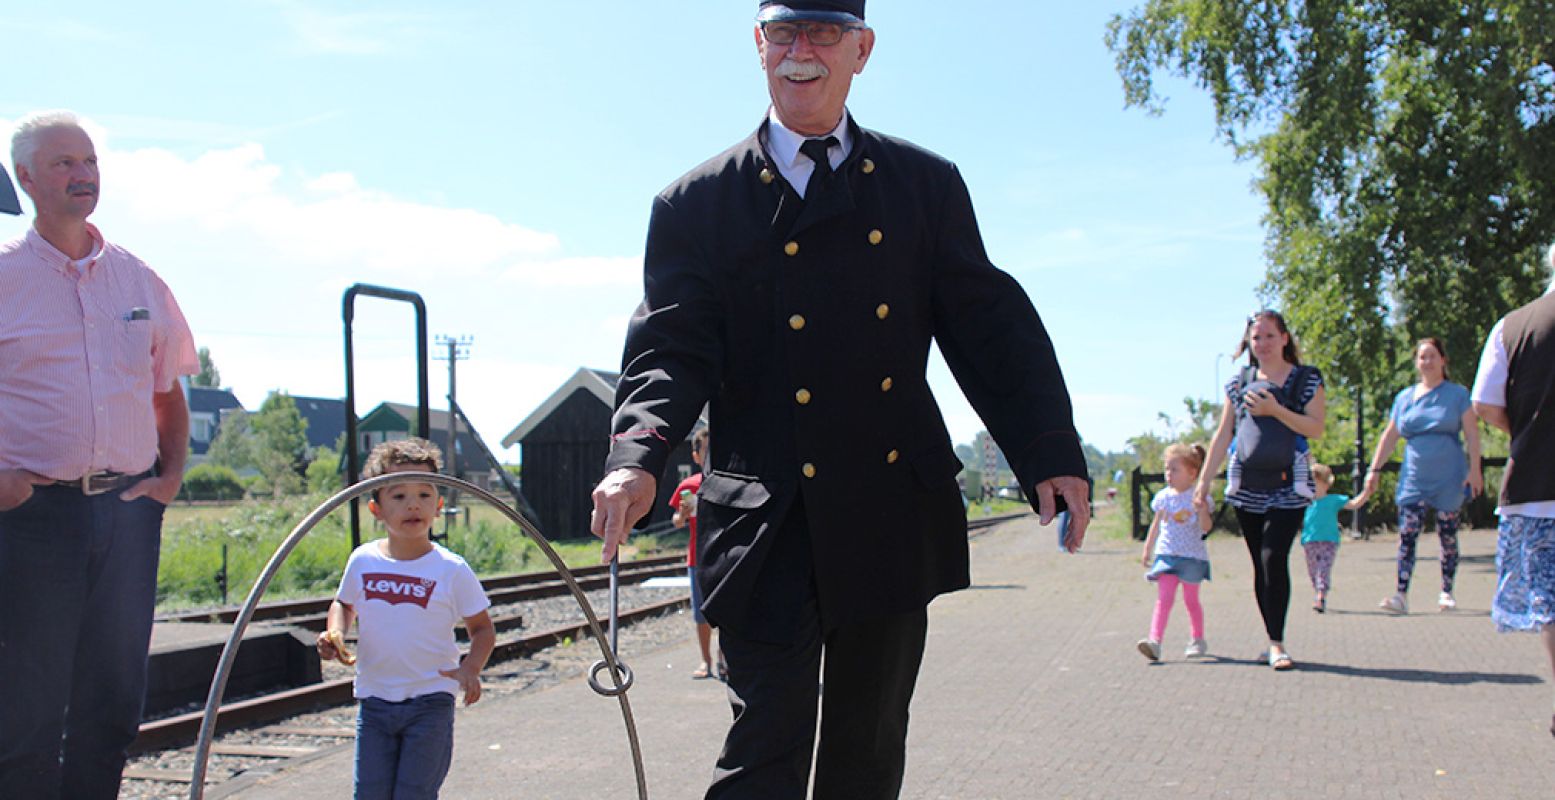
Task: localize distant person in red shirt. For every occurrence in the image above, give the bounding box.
[670,427,721,679]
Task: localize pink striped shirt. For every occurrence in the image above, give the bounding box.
[0,224,199,480]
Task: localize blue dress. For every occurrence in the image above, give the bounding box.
[1390,381,1471,512]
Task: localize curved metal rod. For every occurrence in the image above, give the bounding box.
[189,472,647,799]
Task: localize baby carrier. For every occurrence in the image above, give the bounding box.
[1233,365,1312,491]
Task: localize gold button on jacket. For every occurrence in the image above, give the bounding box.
[784,241,799,256]
[880,377,893,392]
[886,450,900,464]
[802,463,817,479]
[876,303,890,320]
[795,388,812,405]
[789,314,806,331]
[868,229,883,245]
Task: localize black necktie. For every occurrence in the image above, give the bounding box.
[799,136,838,199]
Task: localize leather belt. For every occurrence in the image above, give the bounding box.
[53,470,151,496]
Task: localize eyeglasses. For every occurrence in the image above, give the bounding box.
[760,20,863,46]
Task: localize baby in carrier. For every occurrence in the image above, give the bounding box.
[1226,366,1314,498]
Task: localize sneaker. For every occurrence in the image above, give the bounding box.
[1312,594,1326,613]
[1136,638,1161,662]
[1379,593,1408,614]
[1439,592,1457,611]
[1184,638,1208,658]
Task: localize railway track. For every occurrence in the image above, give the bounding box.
[123,511,1032,796]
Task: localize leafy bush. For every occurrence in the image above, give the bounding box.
[178,464,246,502]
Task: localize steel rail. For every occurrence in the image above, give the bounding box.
[188,473,648,799]
[157,554,686,624]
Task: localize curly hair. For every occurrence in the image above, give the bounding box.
[363,438,443,497]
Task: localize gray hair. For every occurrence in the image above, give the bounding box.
[11,110,85,173]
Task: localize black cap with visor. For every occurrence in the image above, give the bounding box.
[757,1,865,24]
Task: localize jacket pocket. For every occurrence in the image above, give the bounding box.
[699,471,772,509]
[908,447,963,489]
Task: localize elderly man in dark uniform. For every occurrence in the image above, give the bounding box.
[590,2,1090,797]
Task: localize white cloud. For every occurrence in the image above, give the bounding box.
[266,0,441,55]
[106,141,560,277]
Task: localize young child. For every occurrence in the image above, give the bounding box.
[1301,464,1365,613]
[669,427,721,680]
[316,438,495,799]
[1138,443,1214,661]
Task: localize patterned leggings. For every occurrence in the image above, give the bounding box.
[1303,541,1338,593]
[1396,502,1461,593]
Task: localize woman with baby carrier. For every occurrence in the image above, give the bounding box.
[1196,311,1327,670]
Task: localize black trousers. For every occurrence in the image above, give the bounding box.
[706,601,929,800]
[1235,506,1305,642]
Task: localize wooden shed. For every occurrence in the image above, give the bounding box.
[502,368,703,542]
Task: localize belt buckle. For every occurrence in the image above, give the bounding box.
[80,472,118,496]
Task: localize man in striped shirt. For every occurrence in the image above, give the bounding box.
[0,110,199,798]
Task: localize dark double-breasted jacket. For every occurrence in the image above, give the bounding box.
[604,114,1087,641]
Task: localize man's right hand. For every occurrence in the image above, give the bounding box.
[590,467,658,563]
[0,469,45,512]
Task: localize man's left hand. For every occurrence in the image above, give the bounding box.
[121,473,181,505]
[1035,476,1090,552]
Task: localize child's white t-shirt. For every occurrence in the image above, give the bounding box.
[336,541,491,702]
[1150,488,1211,562]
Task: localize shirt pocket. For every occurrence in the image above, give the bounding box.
[115,318,156,393]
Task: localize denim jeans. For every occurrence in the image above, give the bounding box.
[355,692,455,799]
[0,485,165,800]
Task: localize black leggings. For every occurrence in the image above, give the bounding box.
[1235,507,1306,642]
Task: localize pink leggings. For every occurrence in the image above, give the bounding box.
[1150,575,1205,642]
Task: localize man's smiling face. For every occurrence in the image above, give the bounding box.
[756,20,874,136]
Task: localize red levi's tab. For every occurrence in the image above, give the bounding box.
[361,573,437,608]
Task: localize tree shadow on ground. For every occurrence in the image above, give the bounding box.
[1284,660,1542,685]
[1175,656,1541,685]
[967,584,1025,591]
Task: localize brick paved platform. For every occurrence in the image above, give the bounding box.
[219,515,1554,799]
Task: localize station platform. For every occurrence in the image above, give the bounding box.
[220,515,1555,799]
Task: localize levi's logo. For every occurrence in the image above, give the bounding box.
[362,573,437,608]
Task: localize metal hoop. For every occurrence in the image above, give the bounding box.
[587,658,636,696]
[188,472,648,799]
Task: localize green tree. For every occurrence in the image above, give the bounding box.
[306,443,344,494]
[193,346,222,388]
[206,410,254,470]
[250,392,310,497]
[1107,1,1555,431]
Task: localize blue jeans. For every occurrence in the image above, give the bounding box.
[0,485,165,800]
[355,692,455,799]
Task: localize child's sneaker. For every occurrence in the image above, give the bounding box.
[1379,592,1408,614]
[1184,638,1208,658]
[1438,592,1456,611]
[1136,638,1161,662]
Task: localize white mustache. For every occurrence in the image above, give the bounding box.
[776,59,829,81]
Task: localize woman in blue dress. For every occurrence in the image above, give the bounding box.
[1354,338,1483,613]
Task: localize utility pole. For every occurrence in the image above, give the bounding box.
[434,334,472,536]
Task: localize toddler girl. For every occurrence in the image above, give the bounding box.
[1138,443,1214,661]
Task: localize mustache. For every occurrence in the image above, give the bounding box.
[67,182,98,195]
[776,59,829,80]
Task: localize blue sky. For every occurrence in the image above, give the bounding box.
[2,1,1271,461]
